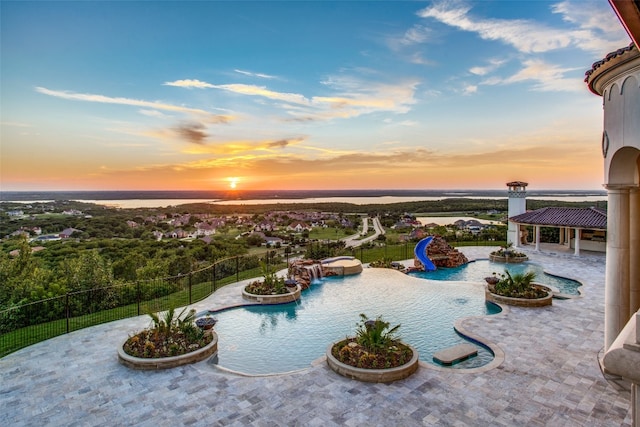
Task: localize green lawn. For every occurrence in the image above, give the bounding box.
[308,227,352,240]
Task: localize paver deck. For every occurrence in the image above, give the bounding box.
[0,245,633,426]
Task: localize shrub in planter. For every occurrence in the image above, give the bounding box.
[244,261,288,295]
[331,314,413,369]
[490,243,527,259]
[489,270,547,299]
[123,306,213,358]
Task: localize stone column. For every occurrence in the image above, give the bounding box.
[574,228,581,256]
[534,225,540,251]
[631,187,640,315]
[605,185,631,350]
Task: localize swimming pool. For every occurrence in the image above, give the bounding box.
[408,259,582,296]
[209,268,501,375]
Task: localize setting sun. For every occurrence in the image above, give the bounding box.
[227,177,239,189]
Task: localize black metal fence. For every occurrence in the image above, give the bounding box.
[0,254,276,358]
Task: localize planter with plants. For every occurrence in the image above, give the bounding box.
[489,244,528,263]
[243,261,301,304]
[118,306,218,370]
[326,314,419,383]
[485,270,552,307]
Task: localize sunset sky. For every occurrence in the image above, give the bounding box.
[0,1,631,192]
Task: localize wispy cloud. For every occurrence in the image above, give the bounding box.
[314,74,419,116]
[462,84,477,95]
[35,86,232,121]
[551,0,631,54]
[401,24,432,45]
[177,74,421,121]
[469,58,507,76]
[0,121,32,128]
[417,1,571,54]
[418,0,628,55]
[212,83,311,105]
[163,79,214,89]
[139,109,168,118]
[483,59,583,92]
[182,137,307,155]
[234,69,276,79]
[173,121,209,145]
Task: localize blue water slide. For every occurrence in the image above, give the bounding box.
[414,236,436,271]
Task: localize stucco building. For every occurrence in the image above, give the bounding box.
[585,1,640,424]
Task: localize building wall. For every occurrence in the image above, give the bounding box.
[589,46,640,350]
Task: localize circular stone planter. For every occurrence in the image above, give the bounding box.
[117,331,218,370]
[485,284,552,307]
[242,284,301,304]
[326,342,419,383]
[489,254,528,263]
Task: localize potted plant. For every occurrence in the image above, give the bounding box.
[326,314,419,383]
[485,270,552,307]
[243,261,301,304]
[118,306,217,370]
[489,243,528,263]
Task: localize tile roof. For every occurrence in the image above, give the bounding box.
[509,207,607,229]
[584,42,636,82]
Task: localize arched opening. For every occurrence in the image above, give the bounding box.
[608,146,640,186]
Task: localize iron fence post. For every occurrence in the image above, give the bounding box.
[189,272,193,304]
[65,293,70,334]
[236,256,239,283]
[212,262,217,292]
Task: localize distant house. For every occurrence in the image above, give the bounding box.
[391,221,412,230]
[166,229,187,239]
[409,228,427,240]
[287,222,311,233]
[195,223,216,236]
[7,210,24,217]
[453,219,466,229]
[263,236,284,247]
[59,228,82,238]
[254,221,276,232]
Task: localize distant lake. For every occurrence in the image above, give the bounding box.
[75,199,220,208]
[69,194,606,209]
[2,189,607,209]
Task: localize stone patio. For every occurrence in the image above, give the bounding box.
[0,246,633,426]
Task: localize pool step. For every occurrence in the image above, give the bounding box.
[433,344,478,366]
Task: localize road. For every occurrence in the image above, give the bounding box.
[341,216,385,248]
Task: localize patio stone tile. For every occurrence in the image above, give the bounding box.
[0,246,634,426]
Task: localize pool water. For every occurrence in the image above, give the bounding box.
[408,259,582,296]
[210,268,501,375]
